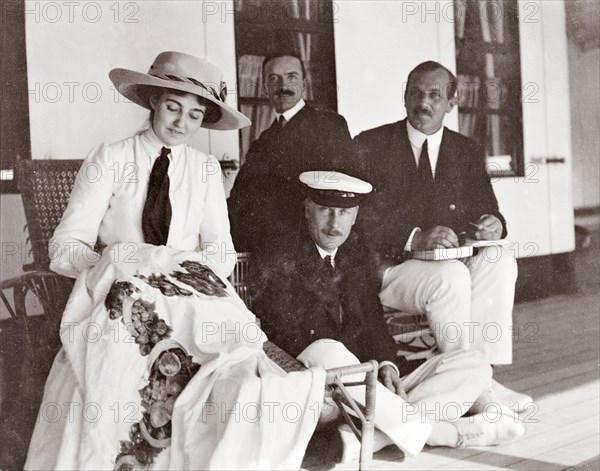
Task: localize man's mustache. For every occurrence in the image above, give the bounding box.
[414,107,432,116]
[275,89,296,97]
[325,230,343,237]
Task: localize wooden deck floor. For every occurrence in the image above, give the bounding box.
[327,293,600,471]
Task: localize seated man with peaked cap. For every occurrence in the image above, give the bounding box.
[251,171,525,462]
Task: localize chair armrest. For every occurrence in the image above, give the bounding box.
[28,271,74,321]
[0,270,73,321]
[0,273,33,321]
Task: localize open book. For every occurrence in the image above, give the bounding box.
[410,239,511,261]
[464,238,512,248]
[410,245,475,261]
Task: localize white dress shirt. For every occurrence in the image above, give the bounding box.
[49,127,236,279]
[276,98,306,124]
[403,121,446,251]
[406,120,445,179]
[315,243,337,268]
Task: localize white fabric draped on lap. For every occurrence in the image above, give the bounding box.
[26,244,325,470]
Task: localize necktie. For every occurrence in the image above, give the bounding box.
[142,147,172,245]
[417,139,436,226]
[418,139,434,184]
[323,254,342,324]
[272,115,286,130]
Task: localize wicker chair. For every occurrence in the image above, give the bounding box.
[0,160,79,351]
[0,158,381,470]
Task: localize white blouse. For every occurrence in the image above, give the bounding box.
[49,128,236,279]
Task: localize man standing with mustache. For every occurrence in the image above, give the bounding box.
[354,61,529,406]
[228,52,354,253]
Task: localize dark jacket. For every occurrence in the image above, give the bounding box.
[252,229,412,374]
[354,119,507,265]
[228,106,353,253]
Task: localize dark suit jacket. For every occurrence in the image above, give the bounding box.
[252,229,412,374]
[228,106,353,253]
[354,119,507,265]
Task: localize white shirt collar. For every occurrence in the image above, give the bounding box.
[276,98,306,123]
[140,127,185,160]
[315,243,338,264]
[406,119,445,150]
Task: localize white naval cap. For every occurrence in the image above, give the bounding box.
[299,171,373,208]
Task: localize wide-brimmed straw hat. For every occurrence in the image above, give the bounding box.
[109,51,250,131]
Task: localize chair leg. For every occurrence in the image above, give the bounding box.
[10,283,35,357]
[359,367,377,471]
[326,360,379,471]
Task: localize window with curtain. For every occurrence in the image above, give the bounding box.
[454,0,524,176]
[233,0,338,162]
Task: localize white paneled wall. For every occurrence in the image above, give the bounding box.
[334,0,458,137]
[24,0,230,161]
[493,1,574,255]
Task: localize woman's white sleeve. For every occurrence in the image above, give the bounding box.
[48,145,114,278]
[198,156,236,278]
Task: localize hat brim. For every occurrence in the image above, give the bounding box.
[109,68,251,131]
[306,189,366,208]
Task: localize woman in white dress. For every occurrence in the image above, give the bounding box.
[25,51,326,471]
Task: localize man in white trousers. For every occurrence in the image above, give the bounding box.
[353,62,531,406]
[252,171,525,461]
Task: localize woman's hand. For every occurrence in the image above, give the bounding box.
[379,365,408,400]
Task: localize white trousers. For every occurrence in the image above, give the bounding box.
[379,245,518,364]
[298,340,492,456]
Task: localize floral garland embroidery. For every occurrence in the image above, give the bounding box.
[107,260,225,470]
[114,345,200,468]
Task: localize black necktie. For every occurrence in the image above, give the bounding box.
[272,115,286,130]
[142,147,172,245]
[418,139,434,184]
[417,139,436,225]
[323,254,342,324]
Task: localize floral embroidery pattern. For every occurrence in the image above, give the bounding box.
[110,260,223,470]
[105,282,173,356]
[115,345,200,469]
[134,260,227,298]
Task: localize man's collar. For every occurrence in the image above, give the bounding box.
[276,98,306,123]
[406,119,444,148]
[314,243,338,261]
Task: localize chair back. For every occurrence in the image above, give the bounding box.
[17,159,84,271]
